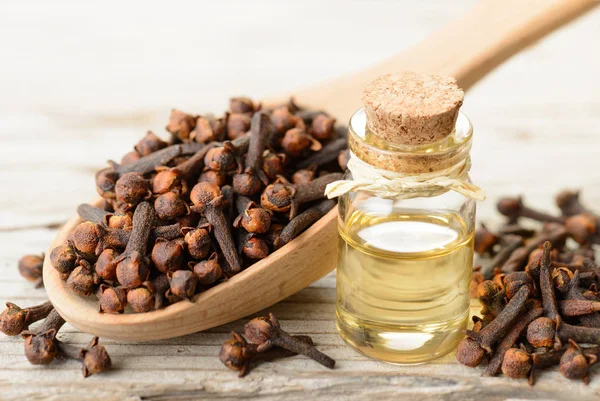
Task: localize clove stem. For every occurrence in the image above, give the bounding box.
[559,300,600,316]
[110,143,201,176]
[297,137,347,169]
[468,285,530,353]
[483,308,543,376]
[540,242,561,323]
[481,235,523,279]
[566,270,600,328]
[280,199,336,245]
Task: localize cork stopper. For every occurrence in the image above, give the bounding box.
[362,72,464,145]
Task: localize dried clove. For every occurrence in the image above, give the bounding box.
[227,113,251,140]
[68,221,129,257]
[204,134,250,172]
[465,285,530,354]
[480,235,523,279]
[309,114,336,141]
[555,190,596,218]
[497,196,564,223]
[262,152,287,180]
[135,130,168,156]
[559,339,597,384]
[498,224,537,238]
[501,227,567,273]
[18,254,44,288]
[152,142,215,195]
[95,248,120,281]
[474,223,500,255]
[219,332,256,377]
[233,112,270,195]
[121,151,141,165]
[261,173,342,219]
[127,287,155,313]
[191,114,227,143]
[151,238,185,273]
[297,137,347,169]
[564,213,597,245]
[115,202,154,288]
[230,97,258,114]
[484,308,543,376]
[167,270,197,300]
[280,199,336,245]
[281,128,321,158]
[266,223,285,250]
[183,224,212,260]
[245,313,335,369]
[190,183,241,276]
[115,172,151,209]
[67,260,99,296]
[501,347,532,379]
[97,285,128,314]
[21,309,65,365]
[338,149,350,170]
[219,331,315,377]
[166,109,197,142]
[233,196,272,235]
[539,242,562,324]
[241,234,270,260]
[56,336,112,378]
[0,301,54,336]
[503,271,534,300]
[559,300,600,317]
[270,106,303,139]
[565,270,600,328]
[192,252,222,286]
[50,245,78,276]
[95,168,120,199]
[109,142,203,177]
[292,167,317,185]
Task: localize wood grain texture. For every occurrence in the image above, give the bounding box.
[1,0,600,399]
[43,0,597,342]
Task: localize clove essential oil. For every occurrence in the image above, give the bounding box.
[336,209,473,364]
[330,73,481,364]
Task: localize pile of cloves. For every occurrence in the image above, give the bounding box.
[461,190,600,384]
[0,302,112,377]
[47,97,347,313]
[219,312,335,376]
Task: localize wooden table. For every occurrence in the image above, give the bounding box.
[1,1,599,400]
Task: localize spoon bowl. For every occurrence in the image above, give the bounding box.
[44,198,338,340]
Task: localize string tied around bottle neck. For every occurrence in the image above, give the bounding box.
[324,153,486,201]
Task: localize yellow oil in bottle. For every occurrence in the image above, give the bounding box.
[336,209,473,364]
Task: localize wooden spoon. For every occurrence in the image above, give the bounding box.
[43,0,597,341]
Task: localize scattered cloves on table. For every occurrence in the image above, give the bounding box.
[219,330,315,377]
[463,190,600,384]
[245,313,335,369]
[218,312,335,377]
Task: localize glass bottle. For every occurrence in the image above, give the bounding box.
[334,107,479,364]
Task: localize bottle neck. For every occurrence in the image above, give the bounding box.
[348,108,473,175]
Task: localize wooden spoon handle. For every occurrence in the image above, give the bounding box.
[290,0,598,122]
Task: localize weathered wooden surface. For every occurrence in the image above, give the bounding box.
[1,1,600,400]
